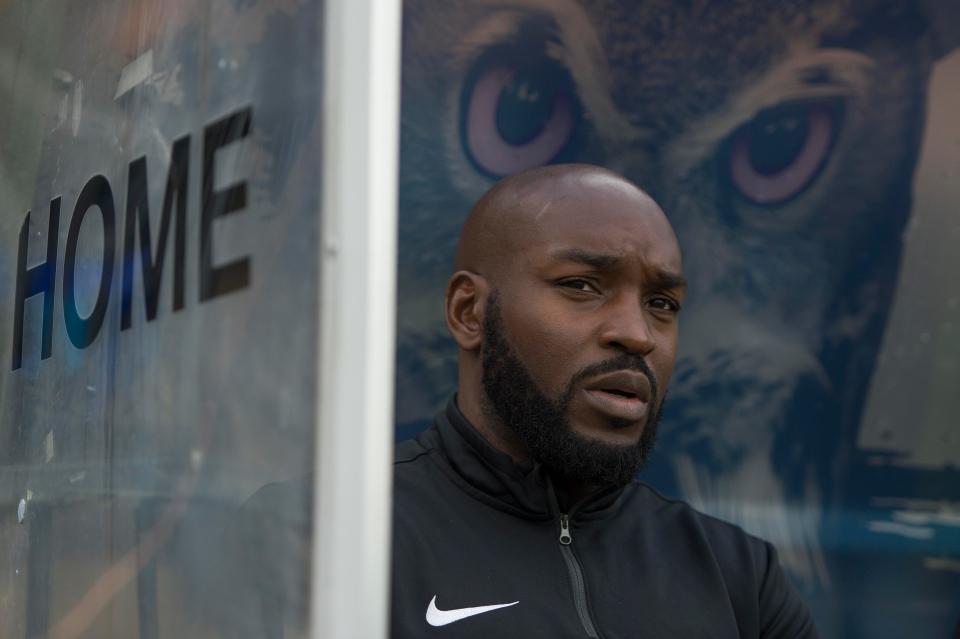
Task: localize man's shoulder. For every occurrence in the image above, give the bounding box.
[626,481,772,563]
[394,435,431,466]
[393,429,447,495]
[625,482,816,636]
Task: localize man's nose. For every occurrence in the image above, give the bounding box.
[597,296,656,356]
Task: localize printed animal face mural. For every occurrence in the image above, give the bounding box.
[396,1,960,635]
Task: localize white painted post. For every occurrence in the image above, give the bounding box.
[311,0,401,637]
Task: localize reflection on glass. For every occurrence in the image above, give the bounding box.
[394,2,960,636]
[0,1,321,637]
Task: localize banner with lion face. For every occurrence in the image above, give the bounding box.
[395,2,960,635]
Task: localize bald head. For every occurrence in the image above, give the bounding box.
[454,164,675,286]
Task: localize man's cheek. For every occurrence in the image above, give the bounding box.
[535,325,584,365]
[654,333,679,390]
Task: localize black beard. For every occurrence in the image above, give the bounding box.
[480,294,663,487]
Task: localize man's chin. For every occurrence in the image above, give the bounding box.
[569,423,646,448]
[568,403,653,446]
[529,427,652,488]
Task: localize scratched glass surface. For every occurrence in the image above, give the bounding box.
[0,2,320,637]
[394,2,960,637]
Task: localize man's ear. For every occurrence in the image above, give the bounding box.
[445,271,489,351]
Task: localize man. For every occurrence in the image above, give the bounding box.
[391,164,817,637]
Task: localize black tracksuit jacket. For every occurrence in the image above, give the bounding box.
[391,400,818,638]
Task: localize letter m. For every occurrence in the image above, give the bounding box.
[121,135,189,329]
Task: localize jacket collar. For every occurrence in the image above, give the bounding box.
[420,397,626,520]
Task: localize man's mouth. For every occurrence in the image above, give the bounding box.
[598,388,640,399]
[580,370,653,422]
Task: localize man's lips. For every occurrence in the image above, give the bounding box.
[580,370,653,422]
[582,389,649,422]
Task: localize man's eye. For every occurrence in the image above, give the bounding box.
[648,297,680,312]
[559,279,599,294]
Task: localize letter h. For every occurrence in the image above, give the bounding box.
[12,200,61,370]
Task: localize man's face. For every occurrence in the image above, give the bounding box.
[482,294,665,485]
[480,178,685,484]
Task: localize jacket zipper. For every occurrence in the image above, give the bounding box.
[557,513,600,638]
[551,493,601,639]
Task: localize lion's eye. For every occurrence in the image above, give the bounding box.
[726,101,841,205]
[460,51,581,178]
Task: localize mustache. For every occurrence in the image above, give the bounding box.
[568,354,660,404]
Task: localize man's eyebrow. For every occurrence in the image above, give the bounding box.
[551,249,687,288]
[551,248,621,269]
[651,269,687,290]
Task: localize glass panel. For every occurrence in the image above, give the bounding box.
[0,1,322,637]
[395,3,960,637]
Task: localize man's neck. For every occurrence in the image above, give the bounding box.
[552,475,602,509]
[455,391,530,464]
[455,392,603,505]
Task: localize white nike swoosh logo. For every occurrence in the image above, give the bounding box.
[425,595,519,627]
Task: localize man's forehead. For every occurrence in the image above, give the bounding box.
[512,186,681,270]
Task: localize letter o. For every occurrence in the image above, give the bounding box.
[63,174,116,349]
